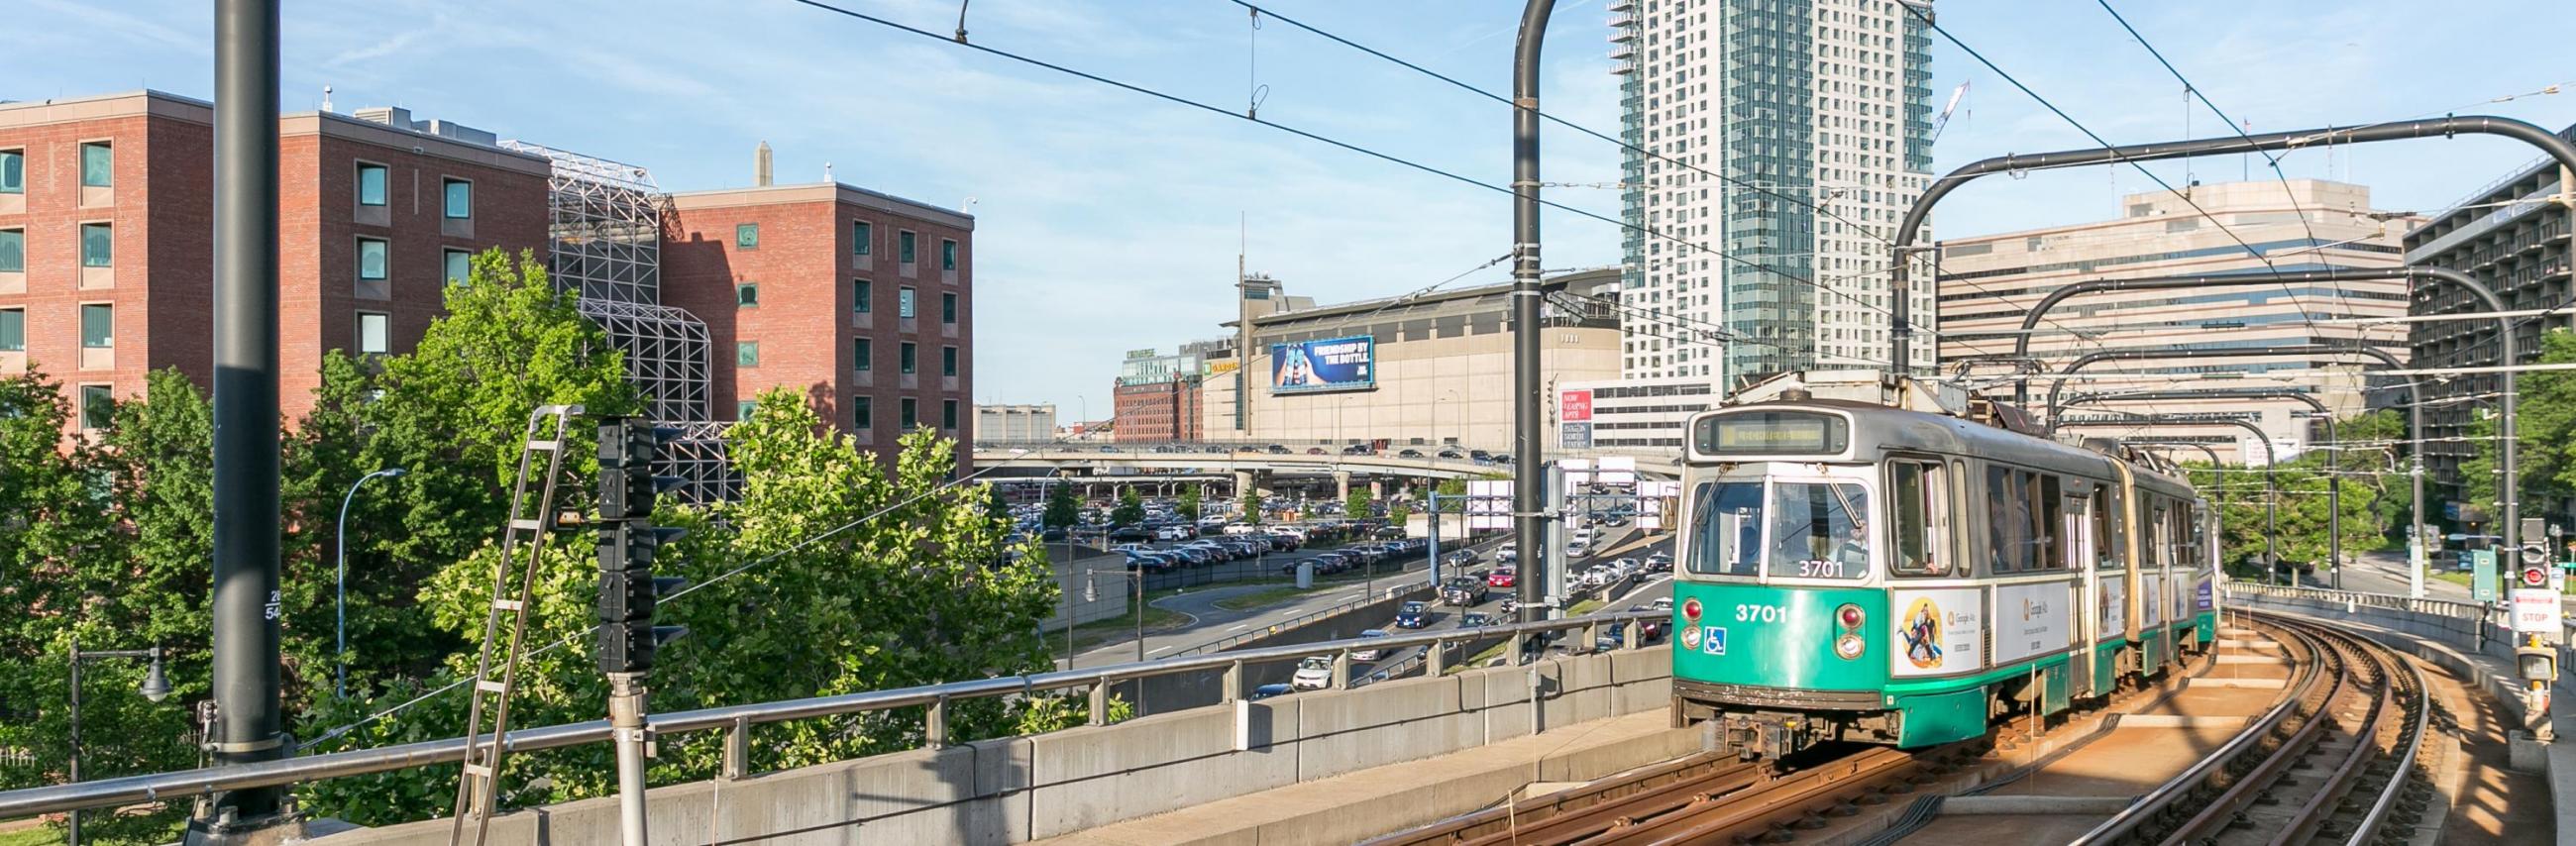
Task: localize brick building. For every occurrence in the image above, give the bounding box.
[1113,376,1203,443]
[0,90,548,430]
[662,182,974,460]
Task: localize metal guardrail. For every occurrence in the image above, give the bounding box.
[0,609,1662,820]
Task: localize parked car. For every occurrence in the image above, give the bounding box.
[1397,448,1425,458]
[1155,525,1192,542]
[1627,605,1669,640]
[1487,568,1517,588]
[1352,629,1393,661]
[1292,656,1335,690]
[1249,683,1295,700]
[1395,601,1432,629]
[1438,448,1465,459]
[1266,444,1293,455]
[1306,447,1328,455]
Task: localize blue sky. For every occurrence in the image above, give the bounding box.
[9,0,2572,418]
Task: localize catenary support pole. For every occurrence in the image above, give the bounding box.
[1510,0,1556,629]
[196,0,295,840]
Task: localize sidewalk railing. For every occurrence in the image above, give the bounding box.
[0,609,1661,821]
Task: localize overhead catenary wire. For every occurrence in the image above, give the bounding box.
[1900,4,2327,345]
[2093,0,2344,326]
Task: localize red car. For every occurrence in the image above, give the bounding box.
[1486,568,1517,588]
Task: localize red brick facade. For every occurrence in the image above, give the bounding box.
[1113,377,1202,442]
[663,183,974,466]
[0,91,549,431]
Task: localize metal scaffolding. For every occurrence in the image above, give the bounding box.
[503,141,742,501]
[577,298,712,422]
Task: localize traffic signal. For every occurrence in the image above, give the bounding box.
[595,416,691,675]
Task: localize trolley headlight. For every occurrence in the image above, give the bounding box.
[1835,633,1867,660]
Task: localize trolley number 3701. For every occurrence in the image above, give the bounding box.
[1735,603,1786,623]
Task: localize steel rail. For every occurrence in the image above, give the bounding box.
[0,610,1657,819]
[2347,646,2432,845]
[1360,753,1760,846]
[2157,621,2346,843]
[2070,615,2325,845]
[2228,628,2386,846]
[1612,746,1935,846]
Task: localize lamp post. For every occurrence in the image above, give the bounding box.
[335,467,406,698]
[68,641,170,846]
[1085,568,1146,664]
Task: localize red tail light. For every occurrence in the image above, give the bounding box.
[1836,603,1865,631]
[1681,597,1702,622]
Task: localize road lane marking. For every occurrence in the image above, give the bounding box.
[1147,645,1173,655]
[1228,623,1248,631]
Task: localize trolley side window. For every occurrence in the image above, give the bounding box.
[1890,461,1951,577]
[1767,482,1871,580]
[2092,485,2121,571]
[1686,481,1764,577]
[1986,467,2031,574]
[2035,474,2065,571]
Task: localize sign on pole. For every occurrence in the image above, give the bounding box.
[2512,588,2561,633]
[2472,549,2499,602]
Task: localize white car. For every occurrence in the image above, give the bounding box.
[1567,541,1593,558]
[1351,629,1392,661]
[1292,656,1335,689]
[1224,523,1259,536]
[1651,597,1673,613]
[1155,525,1192,541]
[1611,557,1640,576]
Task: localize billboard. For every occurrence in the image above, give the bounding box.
[1466,479,1512,531]
[1269,336,1376,394]
[1559,388,1593,422]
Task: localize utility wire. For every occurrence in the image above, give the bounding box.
[776,0,1913,343]
[2092,0,2341,338]
[1220,0,1906,251]
[1900,5,2320,339]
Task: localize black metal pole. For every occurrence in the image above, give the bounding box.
[1510,0,1555,627]
[199,0,290,837]
[66,641,80,846]
[2324,414,2341,589]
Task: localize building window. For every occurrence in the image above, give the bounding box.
[853,278,871,313]
[853,221,872,255]
[80,303,113,348]
[941,345,957,376]
[854,338,873,370]
[0,150,20,194]
[80,223,112,267]
[942,399,958,430]
[737,341,760,368]
[901,397,917,430]
[445,250,472,285]
[442,178,472,219]
[736,282,759,308]
[357,311,390,355]
[941,292,957,324]
[0,229,21,272]
[940,239,957,270]
[80,384,115,431]
[735,223,759,250]
[853,395,873,429]
[738,399,757,420]
[78,143,112,188]
[899,231,916,264]
[899,286,915,318]
[900,342,917,374]
[357,162,388,207]
[357,238,388,280]
[0,308,22,352]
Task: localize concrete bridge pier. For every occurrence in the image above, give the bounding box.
[1335,471,1352,502]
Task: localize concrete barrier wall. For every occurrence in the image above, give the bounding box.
[315,645,1676,846]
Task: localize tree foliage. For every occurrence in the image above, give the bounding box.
[1111,487,1143,528]
[1176,487,1201,522]
[1043,481,1081,530]
[2182,408,2406,579]
[2460,328,2576,523]
[1344,485,1374,521]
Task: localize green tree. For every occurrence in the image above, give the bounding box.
[1345,486,1374,521]
[1176,487,1202,521]
[2184,408,2405,578]
[1111,488,1144,528]
[300,391,1062,823]
[1238,489,1262,525]
[2461,329,2576,527]
[1043,481,1080,530]
[1432,478,1467,512]
[1388,500,1414,529]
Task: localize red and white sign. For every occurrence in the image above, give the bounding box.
[1559,389,1593,422]
[2512,588,2562,633]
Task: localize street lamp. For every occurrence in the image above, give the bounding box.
[336,467,407,698]
[68,641,169,846]
[1085,568,1147,665]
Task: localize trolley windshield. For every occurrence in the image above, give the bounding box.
[1687,478,1871,580]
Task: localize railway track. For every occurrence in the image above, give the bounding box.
[1371,613,2433,846]
[2071,612,2432,845]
